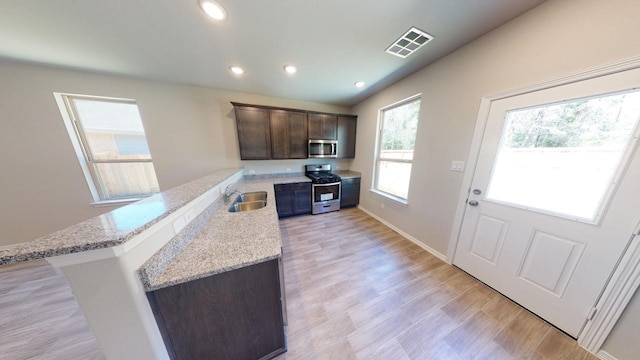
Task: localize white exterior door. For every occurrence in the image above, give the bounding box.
[453,68,640,337]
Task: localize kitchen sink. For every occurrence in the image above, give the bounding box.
[234,191,267,203]
[227,191,268,212]
[228,200,267,212]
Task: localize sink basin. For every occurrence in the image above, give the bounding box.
[228,200,267,212]
[234,191,267,203]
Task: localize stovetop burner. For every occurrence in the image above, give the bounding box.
[305,164,341,184]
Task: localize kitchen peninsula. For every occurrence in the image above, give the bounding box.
[0,168,305,360]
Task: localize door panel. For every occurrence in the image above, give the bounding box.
[517,231,585,297]
[454,67,640,337]
[469,215,509,265]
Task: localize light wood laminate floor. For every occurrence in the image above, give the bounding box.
[275,208,598,360]
[0,259,103,360]
[0,207,598,359]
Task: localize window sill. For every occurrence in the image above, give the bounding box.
[369,189,409,206]
[91,198,144,207]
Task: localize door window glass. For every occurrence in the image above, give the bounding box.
[486,90,640,221]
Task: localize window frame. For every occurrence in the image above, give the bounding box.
[371,94,422,204]
[54,93,159,205]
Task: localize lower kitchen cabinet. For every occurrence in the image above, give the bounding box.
[274,182,311,218]
[340,177,360,208]
[146,260,286,360]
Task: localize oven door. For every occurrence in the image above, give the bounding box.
[312,182,341,203]
[312,181,341,214]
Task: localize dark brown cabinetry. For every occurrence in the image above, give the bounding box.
[274,182,312,218]
[270,110,308,159]
[340,177,361,208]
[308,113,337,140]
[232,102,356,160]
[337,116,357,158]
[233,106,271,160]
[147,259,286,360]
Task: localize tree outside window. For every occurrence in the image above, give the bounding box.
[373,95,421,201]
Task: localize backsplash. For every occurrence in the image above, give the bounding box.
[241,158,353,175]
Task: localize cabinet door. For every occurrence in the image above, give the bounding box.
[147,260,285,360]
[270,110,289,159]
[293,184,311,215]
[340,178,361,208]
[288,112,308,158]
[234,106,271,160]
[275,183,311,217]
[308,113,337,140]
[274,184,294,217]
[270,110,308,159]
[337,116,357,158]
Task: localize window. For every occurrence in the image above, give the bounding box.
[373,95,421,202]
[486,89,640,221]
[55,94,160,204]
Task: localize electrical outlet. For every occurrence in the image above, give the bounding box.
[185,209,196,223]
[172,216,186,234]
[380,203,385,210]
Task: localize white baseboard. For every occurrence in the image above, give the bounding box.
[357,205,446,261]
[596,350,618,360]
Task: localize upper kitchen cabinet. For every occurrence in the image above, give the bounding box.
[270,110,308,159]
[308,113,337,140]
[337,115,357,158]
[233,104,271,160]
[231,102,357,160]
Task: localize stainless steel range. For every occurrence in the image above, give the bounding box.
[305,164,341,214]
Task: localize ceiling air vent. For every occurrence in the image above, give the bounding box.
[386,27,433,58]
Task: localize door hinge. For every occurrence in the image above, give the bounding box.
[587,307,598,321]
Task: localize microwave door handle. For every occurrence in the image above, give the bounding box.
[332,142,337,156]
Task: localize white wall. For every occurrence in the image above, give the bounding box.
[350,0,640,358]
[0,60,347,246]
[351,0,640,254]
[601,287,640,359]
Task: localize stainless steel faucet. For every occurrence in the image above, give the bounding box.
[224,184,241,203]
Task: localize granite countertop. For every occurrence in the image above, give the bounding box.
[0,168,243,266]
[336,170,361,179]
[142,176,309,291]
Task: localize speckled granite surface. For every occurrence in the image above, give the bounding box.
[142,178,305,291]
[0,168,242,266]
[335,170,361,179]
[244,172,305,180]
[138,198,224,288]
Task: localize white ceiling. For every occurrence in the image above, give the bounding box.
[0,0,545,106]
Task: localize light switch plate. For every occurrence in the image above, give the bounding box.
[451,161,465,172]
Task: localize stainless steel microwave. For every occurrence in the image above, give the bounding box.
[308,140,337,158]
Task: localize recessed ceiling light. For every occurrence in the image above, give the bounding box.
[283,65,297,74]
[354,81,366,88]
[386,27,433,58]
[199,0,227,21]
[229,66,244,75]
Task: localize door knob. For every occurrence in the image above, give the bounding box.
[468,200,479,206]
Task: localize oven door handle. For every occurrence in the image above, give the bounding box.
[312,181,341,188]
